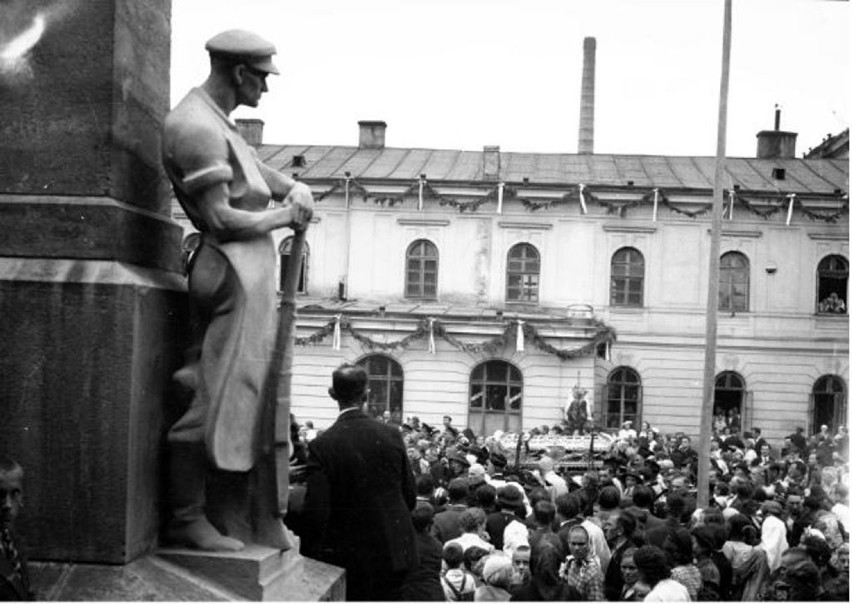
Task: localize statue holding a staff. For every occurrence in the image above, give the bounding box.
[161,29,313,551]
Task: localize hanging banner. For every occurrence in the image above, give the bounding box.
[428,318,436,354]
[786,193,796,226]
[578,184,588,215]
[728,190,736,220]
[344,175,351,208]
[332,314,342,350]
[652,188,659,222]
[418,175,425,211]
[497,182,505,215]
[516,320,525,351]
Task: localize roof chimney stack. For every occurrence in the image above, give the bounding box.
[358,120,387,149]
[236,118,264,147]
[756,106,797,159]
[483,145,501,180]
[578,37,596,155]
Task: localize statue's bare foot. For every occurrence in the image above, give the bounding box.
[167,517,244,552]
[254,516,296,551]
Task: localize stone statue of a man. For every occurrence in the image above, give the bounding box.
[161,29,313,551]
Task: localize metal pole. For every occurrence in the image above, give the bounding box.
[698,0,733,509]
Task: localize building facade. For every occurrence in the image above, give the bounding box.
[174,120,849,443]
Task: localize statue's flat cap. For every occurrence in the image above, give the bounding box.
[205,29,279,74]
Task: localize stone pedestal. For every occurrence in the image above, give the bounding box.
[28,546,346,601]
[0,0,184,564]
[157,546,346,601]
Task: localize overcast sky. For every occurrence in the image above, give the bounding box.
[170,0,850,158]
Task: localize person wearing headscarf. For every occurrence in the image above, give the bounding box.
[757,500,788,573]
[474,555,513,601]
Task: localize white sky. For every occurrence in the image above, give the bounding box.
[170,0,850,158]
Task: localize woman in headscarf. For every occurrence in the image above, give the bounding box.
[475,555,513,601]
[756,501,788,573]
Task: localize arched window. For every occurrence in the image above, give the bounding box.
[506,243,540,303]
[279,237,308,294]
[810,375,846,434]
[817,255,848,314]
[719,252,749,312]
[713,371,746,433]
[605,367,642,430]
[469,360,523,434]
[356,355,404,421]
[405,239,438,299]
[610,247,645,307]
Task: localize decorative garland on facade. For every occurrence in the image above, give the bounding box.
[312,176,847,223]
[316,176,369,203]
[295,314,617,361]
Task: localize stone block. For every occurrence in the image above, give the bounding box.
[0,0,171,213]
[157,546,346,601]
[0,257,187,563]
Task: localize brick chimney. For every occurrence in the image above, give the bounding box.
[236,118,264,147]
[578,37,596,155]
[358,120,387,149]
[756,106,797,159]
[483,145,501,180]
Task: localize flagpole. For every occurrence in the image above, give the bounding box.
[698,0,733,509]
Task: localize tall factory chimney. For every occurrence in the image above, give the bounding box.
[578,37,596,155]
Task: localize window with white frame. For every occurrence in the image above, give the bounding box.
[506,243,540,303]
[405,239,438,300]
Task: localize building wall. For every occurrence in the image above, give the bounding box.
[174,173,848,445]
[289,328,597,433]
[280,192,848,444]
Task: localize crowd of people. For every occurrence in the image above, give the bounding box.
[292,413,849,601]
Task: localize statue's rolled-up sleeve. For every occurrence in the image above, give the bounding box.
[181,163,234,195]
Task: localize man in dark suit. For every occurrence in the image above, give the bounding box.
[0,457,33,601]
[302,363,417,601]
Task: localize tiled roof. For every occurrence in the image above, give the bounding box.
[258,145,848,194]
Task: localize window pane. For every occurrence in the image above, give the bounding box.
[470,385,484,409]
[389,380,403,410]
[508,386,522,411]
[485,385,506,410]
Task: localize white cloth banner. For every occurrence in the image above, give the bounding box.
[652,188,659,222]
[332,314,342,350]
[516,320,525,351]
[578,184,588,214]
[786,193,796,226]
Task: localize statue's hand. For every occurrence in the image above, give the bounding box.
[285,182,314,230]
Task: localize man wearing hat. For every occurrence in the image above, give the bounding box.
[162,30,314,552]
[302,363,417,600]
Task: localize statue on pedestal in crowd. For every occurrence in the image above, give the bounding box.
[564,385,592,436]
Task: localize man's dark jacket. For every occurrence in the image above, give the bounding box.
[302,409,418,597]
[0,530,33,601]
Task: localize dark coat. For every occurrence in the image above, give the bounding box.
[401,531,445,601]
[604,538,636,601]
[431,504,467,544]
[302,409,418,600]
[0,530,33,601]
